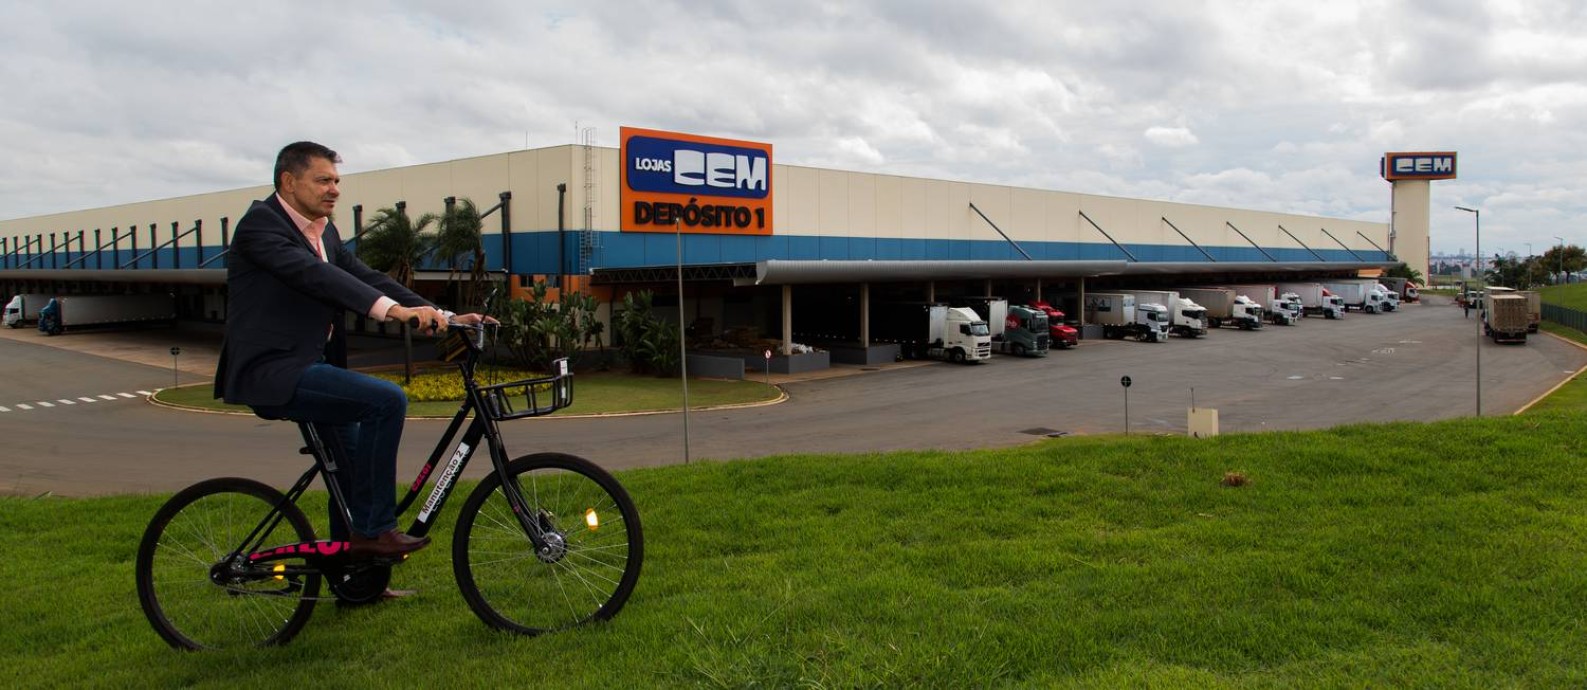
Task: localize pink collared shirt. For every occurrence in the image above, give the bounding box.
[276,194,396,320]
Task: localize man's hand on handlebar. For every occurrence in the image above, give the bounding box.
[386,305,499,335]
[387,304,448,334]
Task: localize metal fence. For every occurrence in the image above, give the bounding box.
[1543,303,1587,333]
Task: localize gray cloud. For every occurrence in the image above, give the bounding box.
[1,0,1583,255]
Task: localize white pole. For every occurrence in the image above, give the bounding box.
[676,219,691,463]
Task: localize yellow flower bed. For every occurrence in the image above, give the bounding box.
[370,366,541,402]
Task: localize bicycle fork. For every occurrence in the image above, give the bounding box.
[393,412,562,558]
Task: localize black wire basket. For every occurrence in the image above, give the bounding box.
[479,358,575,421]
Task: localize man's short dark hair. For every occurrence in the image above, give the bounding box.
[273,141,341,191]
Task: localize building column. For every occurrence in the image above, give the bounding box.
[860,283,871,347]
[782,284,793,356]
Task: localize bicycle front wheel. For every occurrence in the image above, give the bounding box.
[135,477,321,650]
[453,453,643,635]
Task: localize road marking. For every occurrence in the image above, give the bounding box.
[136,390,152,396]
[4,392,150,413]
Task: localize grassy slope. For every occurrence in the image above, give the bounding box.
[1538,282,1587,310]
[4,414,1586,688]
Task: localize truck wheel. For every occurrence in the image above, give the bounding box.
[950,349,966,364]
[1011,343,1025,357]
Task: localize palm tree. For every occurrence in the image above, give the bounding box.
[1386,264,1425,285]
[434,198,487,310]
[356,205,437,383]
[357,206,438,289]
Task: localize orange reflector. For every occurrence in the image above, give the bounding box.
[584,508,600,531]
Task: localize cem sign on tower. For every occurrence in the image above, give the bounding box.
[1381,151,1457,283]
[620,126,774,235]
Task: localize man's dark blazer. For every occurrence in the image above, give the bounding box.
[214,195,430,406]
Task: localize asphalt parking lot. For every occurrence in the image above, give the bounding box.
[2,294,1583,497]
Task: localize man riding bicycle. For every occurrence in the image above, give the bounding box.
[214,141,487,561]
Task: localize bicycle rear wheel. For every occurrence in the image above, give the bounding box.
[135,477,321,650]
[453,452,643,635]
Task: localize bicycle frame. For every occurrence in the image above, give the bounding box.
[234,323,572,573]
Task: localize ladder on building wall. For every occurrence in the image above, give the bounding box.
[578,126,601,275]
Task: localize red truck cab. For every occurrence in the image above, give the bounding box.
[1029,301,1078,348]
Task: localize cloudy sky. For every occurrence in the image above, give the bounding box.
[2,0,1583,257]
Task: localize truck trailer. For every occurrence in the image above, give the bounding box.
[36,293,176,335]
[1083,293,1168,342]
[1483,294,1529,343]
[869,303,992,363]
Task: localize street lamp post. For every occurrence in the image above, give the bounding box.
[1456,206,1480,416]
[1556,236,1566,284]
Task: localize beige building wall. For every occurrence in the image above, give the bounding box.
[1,145,1391,262]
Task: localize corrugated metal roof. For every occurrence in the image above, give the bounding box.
[732,259,1399,285]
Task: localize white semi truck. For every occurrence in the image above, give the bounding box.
[870,303,992,363]
[3,293,53,328]
[1276,283,1345,319]
[1119,290,1207,338]
[1323,281,1387,313]
[1083,293,1168,342]
[1178,287,1264,330]
[1223,284,1295,326]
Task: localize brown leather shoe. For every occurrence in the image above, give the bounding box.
[349,529,431,557]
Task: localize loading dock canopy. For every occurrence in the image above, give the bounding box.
[722,259,1399,286]
[0,268,225,285]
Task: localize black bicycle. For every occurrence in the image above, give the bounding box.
[135,318,643,650]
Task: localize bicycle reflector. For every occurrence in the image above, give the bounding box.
[272,564,286,581]
[584,508,600,531]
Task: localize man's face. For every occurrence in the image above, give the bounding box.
[279,156,340,220]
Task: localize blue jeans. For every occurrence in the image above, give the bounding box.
[251,363,407,539]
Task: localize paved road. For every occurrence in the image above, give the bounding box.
[2,296,1583,497]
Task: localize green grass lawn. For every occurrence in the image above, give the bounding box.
[1538,282,1587,310]
[4,413,1586,687]
[155,370,780,417]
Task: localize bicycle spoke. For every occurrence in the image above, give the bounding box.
[137,479,320,650]
[455,454,642,635]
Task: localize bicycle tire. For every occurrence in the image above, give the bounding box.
[135,477,321,650]
[452,452,643,635]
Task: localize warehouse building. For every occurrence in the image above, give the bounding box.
[0,127,1416,373]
